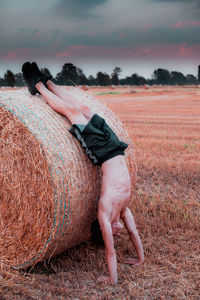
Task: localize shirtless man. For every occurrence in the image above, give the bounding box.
[22,62,144,284]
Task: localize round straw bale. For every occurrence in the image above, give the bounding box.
[81,85,89,91]
[0,87,136,269]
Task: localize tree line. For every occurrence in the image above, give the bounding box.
[0,63,200,87]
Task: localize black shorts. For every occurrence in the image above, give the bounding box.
[69,114,128,166]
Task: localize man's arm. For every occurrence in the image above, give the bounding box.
[121,208,144,265]
[98,210,117,284]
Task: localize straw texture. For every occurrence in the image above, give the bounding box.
[0,87,136,268]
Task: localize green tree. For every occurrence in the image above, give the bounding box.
[153,68,170,85]
[76,68,88,85]
[40,68,53,79]
[111,67,121,85]
[15,73,24,86]
[186,74,197,85]
[198,65,200,83]
[88,75,96,86]
[131,73,146,85]
[61,63,83,85]
[4,70,16,87]
[55,72,64,85]
[0,77,5,86]
[96,72,111,86]
[170,71,186,85]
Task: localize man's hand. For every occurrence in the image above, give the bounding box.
[98,210,117,284]
[122,257,144,266]
[97,276,112,284]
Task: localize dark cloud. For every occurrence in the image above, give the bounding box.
[61,26,200,47]
[152,0,196,2]
[152,0,200,9]
[51,0,108,18]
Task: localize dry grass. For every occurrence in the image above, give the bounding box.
[0,85,200,299]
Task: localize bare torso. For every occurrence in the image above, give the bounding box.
[99,155,131,226]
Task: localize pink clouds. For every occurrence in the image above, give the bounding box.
[36,30,43,37]
[117,32,127,39]
[177,43,197,57]
[151,43,200,58]
[69,45,85,51]
[4,51,17,60]
[56,51,70,58]
[56,45,85,58]
[54,44,200,61]
[143,49,150,54]
[122,43,200,59]
[142,24,153,33]
[124,48,152,58]
[4,43,199,64]
[171,21,200,29]
[88,31,97,37]
[4,48,34,61]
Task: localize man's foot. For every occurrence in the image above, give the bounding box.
[31,62,52,88]
[22,62,43,95]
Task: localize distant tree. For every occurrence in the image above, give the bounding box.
[121,76,132,85]
[119,73,146,85]
[198,65,200,82]
[146,78,154,85]
[40,68,53,79]
[96,72,111,86]
[131,73,146,85]
[4,70,16,86]
[15,73,24,86]
[88,75,96,86]
[138,75,146,85]
[76,67,88,85]
[0,77,5,86]
[61,63,81,85]
[54,63,87,85]
[55,72,64,85]
[186,74,197,85]
[170,71,186,85]
[153,68,170,85]
[111,67,122,85]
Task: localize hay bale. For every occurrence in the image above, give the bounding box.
[81,85,89,91]
[0,87,136,269]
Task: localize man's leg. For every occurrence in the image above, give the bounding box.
[46,80,94,121]
[36,81,88,125]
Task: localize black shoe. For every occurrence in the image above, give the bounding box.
[31,62,52,88]
[22,62,43,95]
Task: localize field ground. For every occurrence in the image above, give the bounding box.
[0,85,200,299]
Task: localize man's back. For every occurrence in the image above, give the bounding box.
[100,155,131,221]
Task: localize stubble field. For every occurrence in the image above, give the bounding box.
[0,85,200,299]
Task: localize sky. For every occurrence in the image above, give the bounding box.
[0,0,199,79]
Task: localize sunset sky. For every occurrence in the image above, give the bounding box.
[0,0,199,78]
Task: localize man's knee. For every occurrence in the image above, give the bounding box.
[81,105,93,120]
[65,106,88,124]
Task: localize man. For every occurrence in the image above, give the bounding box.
[22,62,144,284]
